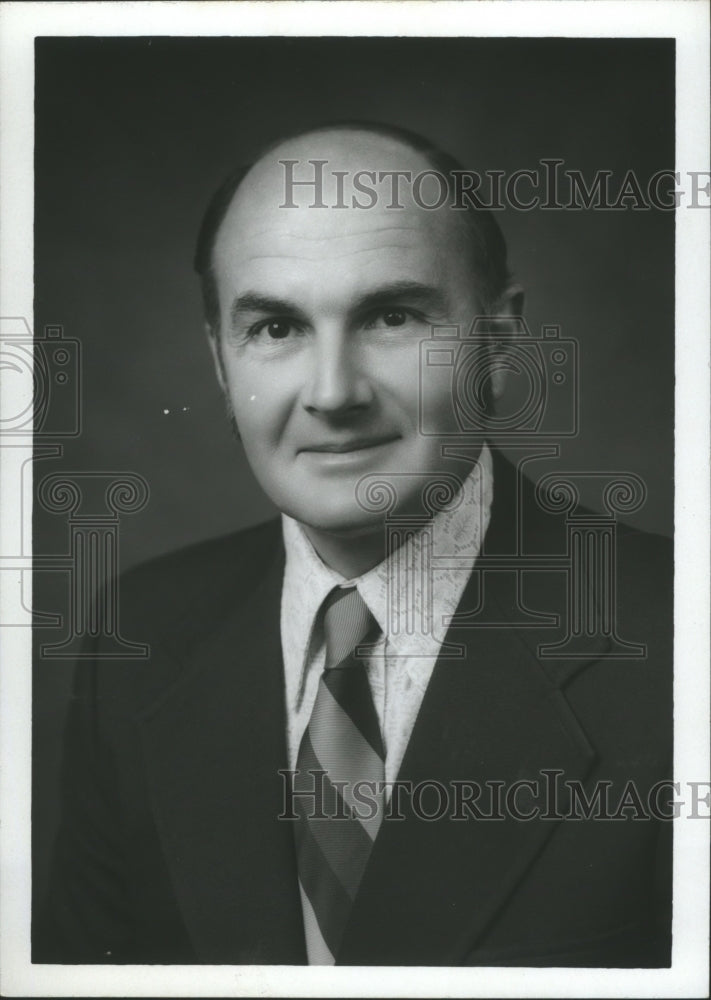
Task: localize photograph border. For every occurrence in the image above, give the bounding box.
[1,2,708,997]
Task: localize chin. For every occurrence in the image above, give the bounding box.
[282,496,385,537]
[304,510,386,538]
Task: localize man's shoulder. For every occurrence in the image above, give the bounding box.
[116,517,283,650]
[615,519,673,601]
[616,517,672,561]
[123,516,282,590]
[78,518,283,713]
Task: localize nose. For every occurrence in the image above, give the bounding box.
[301,327,373,416]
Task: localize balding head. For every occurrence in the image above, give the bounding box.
[195,122,513,333]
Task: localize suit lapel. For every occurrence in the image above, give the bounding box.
[137,532,306,964]
[338,450,610,965]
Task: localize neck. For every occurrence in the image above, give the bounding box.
[301,523,387,579]
[301,444,481,580]
[301,447,486,578]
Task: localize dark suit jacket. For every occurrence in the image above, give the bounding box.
[35,450,673,966]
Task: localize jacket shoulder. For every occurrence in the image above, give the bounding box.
[122,517,281,595]
[615,521,673,619]
[115,517,283,654]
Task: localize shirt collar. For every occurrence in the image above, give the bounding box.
[281,443,494,704]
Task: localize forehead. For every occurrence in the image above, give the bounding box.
[212,131,473,301]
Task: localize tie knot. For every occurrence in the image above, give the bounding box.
[322,586,378,670]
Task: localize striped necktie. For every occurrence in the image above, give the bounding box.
[294,585,384,964]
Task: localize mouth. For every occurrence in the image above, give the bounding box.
[300,434,401,455]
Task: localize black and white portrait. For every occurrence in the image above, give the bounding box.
[0,3,708,997]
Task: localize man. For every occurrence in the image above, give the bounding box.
[36,123,672,966]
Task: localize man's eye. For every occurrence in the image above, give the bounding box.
[264,320,292,339]
[367,308,417,330]
[382,309,408,327]
[250,319,294,340]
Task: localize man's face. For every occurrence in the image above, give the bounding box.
[210,131,489,536]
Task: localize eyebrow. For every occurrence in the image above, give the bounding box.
[352,281,449,315]
[229,293,303,329]
[229,281,448,329]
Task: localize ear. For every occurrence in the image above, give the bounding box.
[487,283,525,401]
[205,322,227,394]
[498,283,525,322]
[205,323,242,442]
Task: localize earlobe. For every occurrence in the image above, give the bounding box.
[488,283,525,400]
[489,357,508,401]
[499,283,525,319]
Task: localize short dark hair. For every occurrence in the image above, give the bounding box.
[194,120,513,331]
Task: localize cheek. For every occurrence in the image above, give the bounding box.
[416,364,461,435]
[371,343,422,412]
[222,356,295,440]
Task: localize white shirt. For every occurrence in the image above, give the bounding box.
[280,443,494,787]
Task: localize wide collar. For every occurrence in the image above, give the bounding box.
[137,448,609,964]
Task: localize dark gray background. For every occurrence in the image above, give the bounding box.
[32,36,675,914]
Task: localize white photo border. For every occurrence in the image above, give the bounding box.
[1,2,708,997]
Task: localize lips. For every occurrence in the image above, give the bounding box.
[300,433,400,454]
